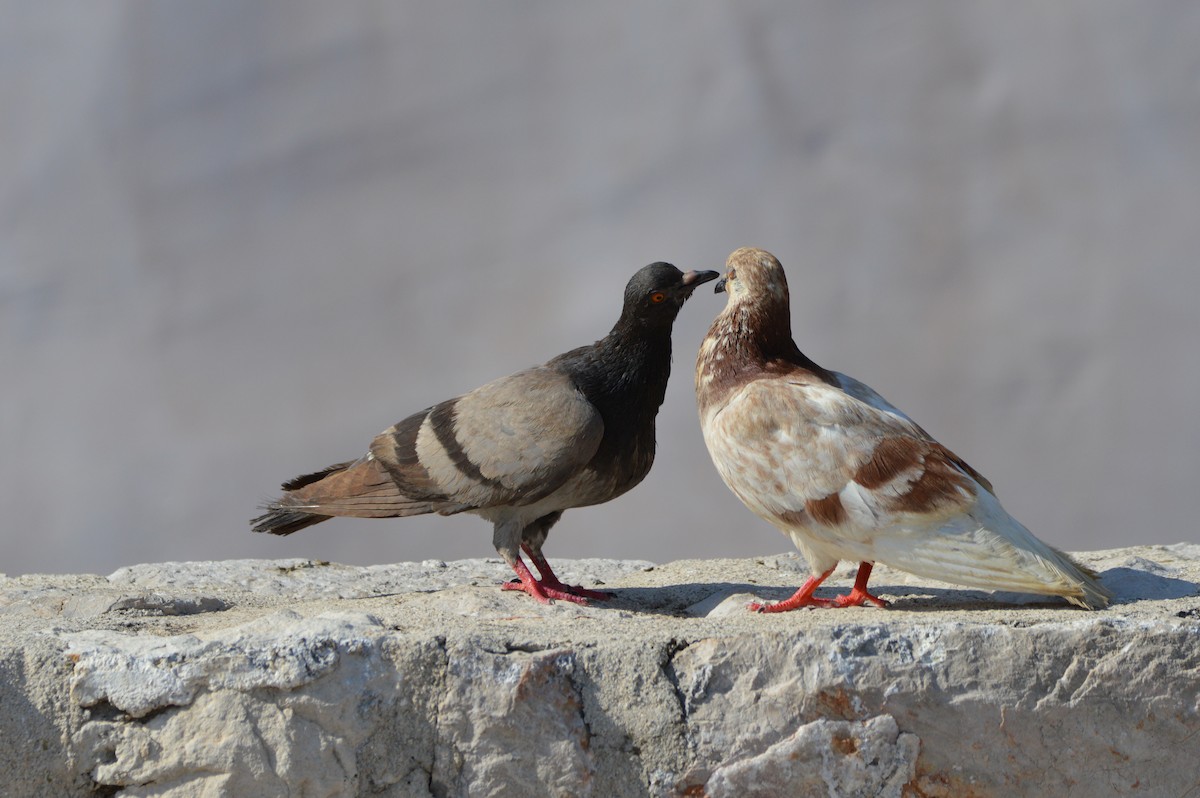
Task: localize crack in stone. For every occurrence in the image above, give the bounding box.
[560,650,598,780]
[427,634,450,798]
[660,638,693,724]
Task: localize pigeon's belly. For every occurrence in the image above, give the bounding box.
[473,459,648,527]
[777,515,932,573]
[530,425,657,512]
[701,406,898,569]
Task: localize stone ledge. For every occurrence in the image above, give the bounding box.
[2,545,1198,797]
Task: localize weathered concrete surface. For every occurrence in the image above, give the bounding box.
[1,546,1197,797]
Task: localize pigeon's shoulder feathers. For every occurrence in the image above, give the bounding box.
[830,372,918,426]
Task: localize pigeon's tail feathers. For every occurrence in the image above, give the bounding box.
[251,455,448,535]
[281,461,357,491]
[876,496,1113,609]
[1048,546,1112,610]
[251,507,330,536]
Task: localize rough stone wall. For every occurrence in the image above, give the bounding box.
[2,546,1198,797]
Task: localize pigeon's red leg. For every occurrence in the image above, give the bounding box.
[750,567,837,612]
[501,557,592,605]
[522,544,614,601]
[831,562,890,608]
[501,558,553,604]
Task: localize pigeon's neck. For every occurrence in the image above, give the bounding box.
[540,320,670,499]
[722,301,817,362]
[696,302,834,408]
[587,321,673,411]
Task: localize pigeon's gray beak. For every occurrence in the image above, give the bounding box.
[714,276,727,294]
[682,269,720,290]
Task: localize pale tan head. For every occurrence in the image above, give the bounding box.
[714,247,790,306]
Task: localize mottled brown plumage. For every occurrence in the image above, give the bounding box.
[695,247,1111,610]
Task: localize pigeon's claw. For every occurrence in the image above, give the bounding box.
[751,563,889,611]
[504,559,555,604]
[747,566,837,613]
[502,559,594,605]
[830,589,889,608]
[522,545,615,601]
[502,579,591,605]
[749,595,834,612]
[829,562,889,608]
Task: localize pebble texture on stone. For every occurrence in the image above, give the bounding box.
[2,546,1198,797]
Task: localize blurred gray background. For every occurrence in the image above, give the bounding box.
[4,2,1198,577]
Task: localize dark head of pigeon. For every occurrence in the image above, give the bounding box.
[620,262,718,329]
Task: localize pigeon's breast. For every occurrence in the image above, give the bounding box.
[699,376,885,522]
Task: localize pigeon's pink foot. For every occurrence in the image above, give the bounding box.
[502,579,592,604]
[749,563,890,611]
[522,546,615,601]
[750,594,834,612]
[749,567,836,613]
[831,588,889,608]
[830,562,889,608]
[501,558,591,605]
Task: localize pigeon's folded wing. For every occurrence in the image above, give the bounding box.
[832,371,995,494]
[707,377,979,534]
[371,367,605,510]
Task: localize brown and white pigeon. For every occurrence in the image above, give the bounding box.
[695,247,1111,611]
[253,262,718,604]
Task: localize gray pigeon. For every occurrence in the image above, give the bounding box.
[695,247,1111,611]
[253,262,718,604]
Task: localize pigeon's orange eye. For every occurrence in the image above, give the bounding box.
[650,292,667,304]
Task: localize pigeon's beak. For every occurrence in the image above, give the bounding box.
[682,270,720,291]
[713,276,727,294]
